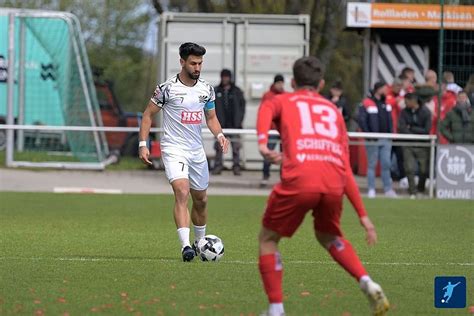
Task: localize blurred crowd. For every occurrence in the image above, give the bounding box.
[357,68,473,198]
[211,66,474,198]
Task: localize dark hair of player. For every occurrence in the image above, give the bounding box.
[293,56,324,88]
[179,42,206,60]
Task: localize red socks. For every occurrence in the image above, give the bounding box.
[259,252,283,303]
[328,238,367,281]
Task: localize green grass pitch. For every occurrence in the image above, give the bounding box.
[0,192,472,315]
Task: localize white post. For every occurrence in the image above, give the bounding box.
[17,17,26,152]
[428,137,436,198]
[6,13,15,167]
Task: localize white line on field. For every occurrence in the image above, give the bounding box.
[0,257,472,266]
[53,187,123,194]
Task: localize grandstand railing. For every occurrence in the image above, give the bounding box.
[0,124,438,198]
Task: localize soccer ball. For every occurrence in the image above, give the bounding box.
[196,234,224,262]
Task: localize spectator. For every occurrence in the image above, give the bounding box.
[326,80,350,125]
[443,71,463,94]
[386,77,406,182]
[358,82,397,198]
[259,74,286,187]
[398,74,413,98]
[440,91,474,144]
[398,92,432,199]
[417,81,455,139]
[425,69,438,91]
[401,67,416,85]
[213,69,246,175]
[464,73,474,105]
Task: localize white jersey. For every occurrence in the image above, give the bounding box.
[150,74,215,151]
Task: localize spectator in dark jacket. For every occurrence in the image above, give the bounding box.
[326,80,350,125]
[398,92,432,198]
[440,91,474,144]
[213,69,246,175]
[358,82,397,198]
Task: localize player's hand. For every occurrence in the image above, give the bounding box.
[360,216,377,246]
[139,146,152,165]
[258,143,282,164]
[218,134,230,154]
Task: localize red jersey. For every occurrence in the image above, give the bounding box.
[385,86,403,132]
[257,89,366,217]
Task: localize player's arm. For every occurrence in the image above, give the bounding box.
[340,121,377,245]
[205,104,230,154]
[256,98,282,164]
[138,100,161,165]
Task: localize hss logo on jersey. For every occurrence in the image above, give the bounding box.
[181,111,203,124]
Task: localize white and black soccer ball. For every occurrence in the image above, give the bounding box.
[196,234,224,262]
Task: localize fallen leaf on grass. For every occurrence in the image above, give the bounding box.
[300,291,311,297]
[57,297,66,303]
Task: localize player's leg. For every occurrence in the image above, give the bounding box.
[170,179,195,261]
[259,190,313,316]
[190,188,208,247]
[365,142,378,197]
[230,135,242,175]
[416,147,429,195]
[161,148,194,261]
[313,194,389,315]
[403,147,417,197]
[188,148,210,248]
[259,226,283,316]
[313,194,368,280]
[379,139,395,196]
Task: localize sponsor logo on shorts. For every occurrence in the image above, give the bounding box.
[181,110,203,124]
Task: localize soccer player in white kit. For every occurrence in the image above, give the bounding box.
[139,42,230,262]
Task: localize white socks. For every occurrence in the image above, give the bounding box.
[193,224,206,242]
[177,227,190,249]
[177,225,206,249]
[359,275,373,291]
[268,303,284,315]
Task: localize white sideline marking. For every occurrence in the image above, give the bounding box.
[53,187,123,194]
[0,257,472,266]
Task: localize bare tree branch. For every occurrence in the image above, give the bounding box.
[150,0,164,14]
[197,0,215,12]
[318,0,344,66]
[226,0,243,13]
[284,0,301,14]
[309,0,323,56]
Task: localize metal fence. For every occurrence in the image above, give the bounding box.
[0,124,438,197]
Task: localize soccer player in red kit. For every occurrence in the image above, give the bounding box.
[256,56,389,316]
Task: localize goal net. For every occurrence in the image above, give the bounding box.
[0,9,108,169]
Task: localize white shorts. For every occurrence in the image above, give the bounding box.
[161,146,209,191]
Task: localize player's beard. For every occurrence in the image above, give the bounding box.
[188,70,200,80]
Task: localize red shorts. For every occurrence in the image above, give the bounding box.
[262,190,343,237]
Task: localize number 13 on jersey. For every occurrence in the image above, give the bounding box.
[296,101,339,139]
